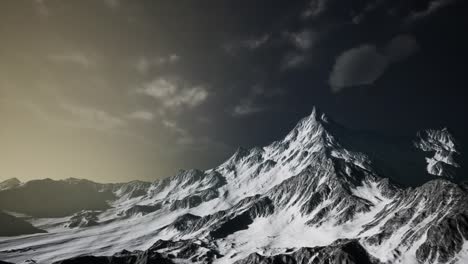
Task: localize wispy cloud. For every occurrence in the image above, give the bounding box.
[232,103,263,117]
[242,34,270,50]
[281,29,319,70]
[48,53,95,68]
[285,30,317,50]
[135,54,180,74]
[406,0,459,23]
[351,0,386,24]
[223,33,270,54]
[281,52,308,70]
[137,77,208,110]
[126,111,154,121]
[25,101,154,144]
[301,0,329,19]
[60,103,126,130]
[232,85,269,117]
[162,119,193,145]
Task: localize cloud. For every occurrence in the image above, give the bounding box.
[162,119,193,145]
[329,35,419,92]
[60,103,126,131]
[329,45,388,93]
[301,0,329,19]
[48,53,95,68]
[285,30,317,50]
[281,53,307,70]
[127,111,154,121]
[406,0,459,23]
[384,34,420,62]
[232,85,267,117]
[137,77,208,110]
[242,34,270,50]
[281,30,319,70]
[223,34,270,54]
[135,54,180,74]
[232,103,263,117]
[351,0,386,24]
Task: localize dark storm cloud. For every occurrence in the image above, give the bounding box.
[329,35,419,92]
[385,35,419,63]
[329,45,388,92]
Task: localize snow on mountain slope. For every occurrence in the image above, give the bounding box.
[0,107,466,264]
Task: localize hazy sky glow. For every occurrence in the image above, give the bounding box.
[1,0,467,182]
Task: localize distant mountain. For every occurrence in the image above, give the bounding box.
[0,108,466,264]
[0,178,115,218]
[0,178,20,191]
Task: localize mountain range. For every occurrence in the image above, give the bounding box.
[0,108,467,264]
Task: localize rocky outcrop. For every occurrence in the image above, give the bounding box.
[234,239,381,264]
[52,239,221,264]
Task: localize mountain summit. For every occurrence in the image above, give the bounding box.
[0,108,467,264]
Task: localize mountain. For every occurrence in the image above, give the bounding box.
[0,108,467,264]
[0,178,20,191]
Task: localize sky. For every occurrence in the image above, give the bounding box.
[0,0,467,183]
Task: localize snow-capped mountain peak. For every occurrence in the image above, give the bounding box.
[0,107,466,264]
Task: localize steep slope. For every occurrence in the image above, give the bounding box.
[415,128,461,178]
[0,108,466,264]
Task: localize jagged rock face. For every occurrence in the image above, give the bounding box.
[0,108,467,264]
[66,211,100,228]
[51,239,221,264]
[122,204,162,217]
[415,128,460,177]
[234,240,381,264]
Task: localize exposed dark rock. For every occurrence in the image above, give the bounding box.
[123,204,162,217]
[0,211,46,236]
[0,179,115,217]
[210,197,274,239]
[169,188,219,210]
[53,239,221,264]
[416,214,468,263]
[234,239,381,264]
[66,211,100,228]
